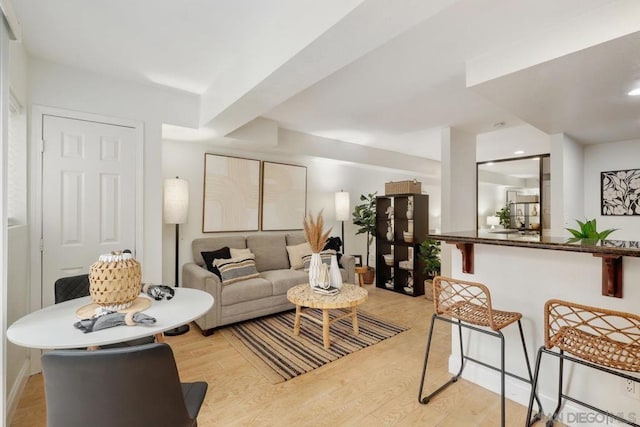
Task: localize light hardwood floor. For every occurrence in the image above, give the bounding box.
[10,285,551,426]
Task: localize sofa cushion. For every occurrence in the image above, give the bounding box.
[214,255,260,285]
[323,237,343,262]
[230,247,252,258]
[261,269,310,296]
[192,236,246,267]
[301,249,336,271]
[220,276,273,306]
[285,232,306,246]
[286,242,312,270]
[246,234,289,272]
[201,246,231,279]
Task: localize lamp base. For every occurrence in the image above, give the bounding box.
[163,324,190,336]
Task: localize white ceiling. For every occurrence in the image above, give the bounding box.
[13,0,640,162]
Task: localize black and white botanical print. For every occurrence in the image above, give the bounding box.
[601,169,640,216]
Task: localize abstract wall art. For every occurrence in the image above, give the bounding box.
[261,161,307,230]
[601,169,640,216]
[202,154,261,232]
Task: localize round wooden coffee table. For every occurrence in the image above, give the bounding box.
[286,283,368,349]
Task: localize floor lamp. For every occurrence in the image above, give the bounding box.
[163,177,190,336]
[335,190,350,253]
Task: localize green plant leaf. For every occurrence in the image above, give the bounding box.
[565,218,618,242]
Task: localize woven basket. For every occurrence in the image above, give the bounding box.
[89,252,141,311]
[385,180,422,195]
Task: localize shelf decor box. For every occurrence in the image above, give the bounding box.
[385,180,422,195]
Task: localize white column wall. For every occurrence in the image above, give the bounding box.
[440,127,476,276]
[550,133,584,236]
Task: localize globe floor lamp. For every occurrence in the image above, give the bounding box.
[335,190,350,253]
[164,177,190,336]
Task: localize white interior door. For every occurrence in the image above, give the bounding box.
[41,115,137,307]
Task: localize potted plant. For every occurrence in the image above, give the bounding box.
[352,192,377,284]
[418,239,441,300]
[496,204,511,228]
[418,239,441,278]
[566,218,617,243]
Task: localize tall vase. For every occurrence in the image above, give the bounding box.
[308,253,322,288]
[329,255,343,289]
[386,226,393,241]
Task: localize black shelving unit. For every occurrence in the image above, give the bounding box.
[375,194,429,297]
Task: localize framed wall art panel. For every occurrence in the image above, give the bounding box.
[601,169,640,216]
[202,154,261,232]
[261,161,307,230]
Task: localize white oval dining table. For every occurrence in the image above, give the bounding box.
[7,288,213,349]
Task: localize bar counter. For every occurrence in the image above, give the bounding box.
[428,230,640,257]
[428,230,640,298]
[428,230,640,425]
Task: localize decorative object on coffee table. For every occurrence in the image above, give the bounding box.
[329,254,343,289]
[303,211,332,289]
[287,283,368,350]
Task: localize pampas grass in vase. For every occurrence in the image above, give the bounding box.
[303,211,332,289]
[303,210,332,253]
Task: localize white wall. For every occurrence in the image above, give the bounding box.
[161,139,441,283]
[584,138,640,241]
[27,57,200,285]
[5,40,29,424]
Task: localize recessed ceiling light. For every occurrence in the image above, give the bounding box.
[514,150,525,155]
[628,88,640,96]
[493,122,506,129]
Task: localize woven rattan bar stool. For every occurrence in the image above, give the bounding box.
[418,276,543,427]
[525,299,640,427]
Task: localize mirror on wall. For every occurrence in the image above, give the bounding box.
[477,155,550,235]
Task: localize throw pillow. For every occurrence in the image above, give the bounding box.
[301,249,336,272]
[214,255,260,285]
[323,237,343,262]
[201,247,231,280]
[230,247,252,258]
[286,242,312,270]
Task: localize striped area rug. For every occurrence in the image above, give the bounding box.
[221,308,408,383]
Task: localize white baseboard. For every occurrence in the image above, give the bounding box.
[6,359,30,425]
[447,355,617,427]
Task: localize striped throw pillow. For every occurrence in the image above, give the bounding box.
[214,255,260,285]
[301,249,336,272]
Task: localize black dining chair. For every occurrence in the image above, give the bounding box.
[42,343,208,427]
[54,274,155,348]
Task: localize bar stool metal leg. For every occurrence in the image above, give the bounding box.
[526,346,545,426]
[548,349,564,426]
[500,331,506,427]
[418,316,465,405]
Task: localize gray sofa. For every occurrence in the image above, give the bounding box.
[182,232,356,335]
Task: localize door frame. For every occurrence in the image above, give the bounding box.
[28,105,144,371]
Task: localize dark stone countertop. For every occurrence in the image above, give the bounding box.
[427,230,640,258]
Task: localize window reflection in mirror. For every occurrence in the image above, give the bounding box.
[477,155,550,235]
